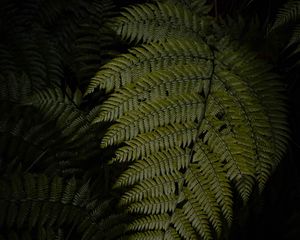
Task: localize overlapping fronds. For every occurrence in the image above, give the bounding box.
[67,0,117,87]
[0,73,31,104]
[112,122,198,162]
[0,86,101,176]
[0,0,116,90]
[0,174,127,240]
[270,0,300,58]
[0,112,64,174]
[86,1,289,239]
[96,64,211,122]
[108,1,213,44]
[174,0,212,15]
[0,72,54,173]
[25,86,100,149]
[87,39,213,94]
[0,1,64,89]
[0,227,64,240]
[271,0,300,31]
[0,33,63,90]
[71,24,116,86]
[0,72,101,176]
[0,0,124,239]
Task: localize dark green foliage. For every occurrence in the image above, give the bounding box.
[86,1,289,239]
[0,174,127,239]
[270,0,300,62]
[0,0,295,239]
[0,0,128,239]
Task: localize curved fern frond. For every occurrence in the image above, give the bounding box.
[0,174,127,239]
[0,114,62,174]
[290,23,300,45]
[110,1,213,44]
[112,123,198,162]
[0,83,101,176]
[214,43,289,189]
[270,0,300,59]
[115,147,190,188]
[171,0,212,15]
[119,173,182,205]
[98,64,211,122]
[0,28,63,89]
[101,93,204,145]
[23,87,102,175]
[0,72,31,104]
[25,87,87,135]
[271,0,300,31]
[192,142,233,222]
[71,24,116,87]
[86,38,213,94]
[87,1,289,239]
[68,0,116,88]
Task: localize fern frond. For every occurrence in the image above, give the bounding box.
[214,44,289,190]
[70,0,116,87]
[130,206,202,239]
[181,201,212,240]
[128,214,170,231]
[271,0,300,31]
[98,64,211,122]
[0,114,61,173]
[169,209,199,239]
[112,123,198,162]
[87,1,289,239]
[25,87,89,138]
[166,0,212,16]
[290,23,300,45]
[128,195,178,214]
[270,0,300,59]
[101,93,204,145]
[72,24,116,87]
[193,144,232,221]
[86,39,212,94]
[0,30,63,89]
[0,85,101,175]
[120,173,182,206]
[0,72,31,103]
[184,169,222,233]
[115,147,190,187]
[0,174,127,239]
[110,1,213,44]
[200,112,256,200]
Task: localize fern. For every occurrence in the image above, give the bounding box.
[87,39,213,94]
[0,174,127,239]
[270,0,300,58]
[0,0,293,239]
[87,1,289,239]
[108,1,213,44]
[0,84,100,176]
[0,227,64,240]
[96,64,211,122]
[0,0,116,90]
[0,0,126,239]
[68,0,117,87]
[112,122,198,162]
[271,0,300,31]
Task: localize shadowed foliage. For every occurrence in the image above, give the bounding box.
[0,0,296,239]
